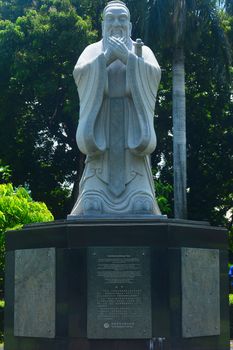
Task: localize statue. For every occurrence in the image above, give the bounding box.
[70,0,161,216]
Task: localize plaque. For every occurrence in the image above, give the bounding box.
[181,248,220,338]
[14,248,56,338]
[87,247,152,339]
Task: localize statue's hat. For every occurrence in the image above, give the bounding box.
[103,1,130,18]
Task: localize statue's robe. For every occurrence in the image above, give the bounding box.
[71,39,161,215]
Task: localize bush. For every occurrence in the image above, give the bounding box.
[0,183,53,231]
[154,179,173,215]
[0,183,54,279]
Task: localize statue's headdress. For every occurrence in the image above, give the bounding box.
[103,1,130,19]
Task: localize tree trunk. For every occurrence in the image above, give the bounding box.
[172,47,187,219]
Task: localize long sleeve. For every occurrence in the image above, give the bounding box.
[126,46,161,156]
[73,42,107,155]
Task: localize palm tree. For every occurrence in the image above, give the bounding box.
[146,0,231,219]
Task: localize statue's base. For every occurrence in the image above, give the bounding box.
[67,214,168,220]
[5,218,229,350]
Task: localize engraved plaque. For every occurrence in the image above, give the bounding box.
[182,248,220,338]
[14,248,56,338]
[87,247,152,339]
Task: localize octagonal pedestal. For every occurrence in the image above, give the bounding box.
[4,218,229,350]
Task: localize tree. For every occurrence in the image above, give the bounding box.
[145,0,231,219]
[0,0,97,218]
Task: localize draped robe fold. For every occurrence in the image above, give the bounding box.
[71,39,161,215]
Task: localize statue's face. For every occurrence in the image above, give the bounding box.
[102,6,132,40]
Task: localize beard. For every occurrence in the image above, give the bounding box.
[103,27,131,50]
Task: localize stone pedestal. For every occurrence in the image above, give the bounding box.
[4,218,229,350]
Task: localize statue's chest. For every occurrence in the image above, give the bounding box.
[107,60,127,98]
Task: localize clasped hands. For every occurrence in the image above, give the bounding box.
[104,37,129,65]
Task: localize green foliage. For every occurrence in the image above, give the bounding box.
[0,183,53,233]
[0,0,97,218]
[0,161,12,183]
[0,183,53,274]
[155,179,173,215]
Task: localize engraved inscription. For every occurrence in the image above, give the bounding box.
[87,247,152,339]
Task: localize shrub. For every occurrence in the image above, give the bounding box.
[0,183,54,276]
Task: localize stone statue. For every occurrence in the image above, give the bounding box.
[70,0,161,216]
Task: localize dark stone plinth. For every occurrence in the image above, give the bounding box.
[4,218,229,350]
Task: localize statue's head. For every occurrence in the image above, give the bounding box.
[102,1,132,42]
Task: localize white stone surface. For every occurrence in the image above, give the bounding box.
[70,1,161,216]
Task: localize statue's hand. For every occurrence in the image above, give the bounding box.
[104,46,117,66]
[108,37,129,64]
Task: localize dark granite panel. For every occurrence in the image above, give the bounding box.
[169,248,182,339]
[6,220,227,252]
[87,247,152,339]
[67,224,168,248]
[168,224,227,250]
[151,248,170,338]
[6,225,67,251]
[68,248,87,338]
[56,249,69,337]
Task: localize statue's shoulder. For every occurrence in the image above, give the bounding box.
[142,45,156,58]
[80,40,103,59]
[142,45,160,69]
[76,40,103,66]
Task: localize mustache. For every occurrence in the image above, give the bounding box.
[107,31,127,39]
